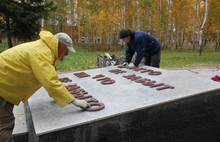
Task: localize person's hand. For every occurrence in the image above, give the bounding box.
[72,99,90,109]
[123,62,128,68]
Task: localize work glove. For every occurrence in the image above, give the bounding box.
[72,99,90,109]
[123,62,128,68]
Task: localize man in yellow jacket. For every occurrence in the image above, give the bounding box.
[0,30,89,141]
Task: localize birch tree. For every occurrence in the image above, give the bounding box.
[198,0,208,56]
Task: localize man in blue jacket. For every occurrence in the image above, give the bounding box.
[119,29,161,68]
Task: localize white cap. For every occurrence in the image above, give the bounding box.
[55,33,76,52]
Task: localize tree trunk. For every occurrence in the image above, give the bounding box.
[174,26,179,49]
[167,0,173,50]
[6,15,12,48]
[193,12,198,50]
[137,0,140,30]
[180,26,184,49]
[198,0,208,56]
[159,0,162,40]
[122,0,126,29]
[215,39,219,52]
[163,26,168,49]
[170,15,174,50]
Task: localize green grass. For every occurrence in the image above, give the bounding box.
[56,49,220,71]
[161,50,220,68]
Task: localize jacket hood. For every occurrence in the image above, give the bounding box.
[39,30,60,65]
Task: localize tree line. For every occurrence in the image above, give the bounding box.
[0,0,219,53]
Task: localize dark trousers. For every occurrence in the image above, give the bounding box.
[0,97,14,142]
[144,51,161,68]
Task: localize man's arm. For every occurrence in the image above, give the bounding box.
[125,45,135,64]
[133,37,146,66]
[29,52,74,107]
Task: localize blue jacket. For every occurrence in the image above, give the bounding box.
[125,30,161,66]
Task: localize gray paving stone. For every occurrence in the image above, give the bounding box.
[13,103,27,136]
[12,103,28,142]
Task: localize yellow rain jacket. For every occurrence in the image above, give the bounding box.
[0,30,74,107]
